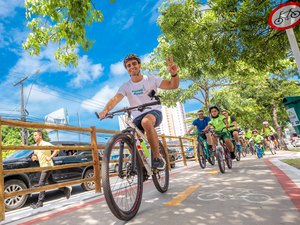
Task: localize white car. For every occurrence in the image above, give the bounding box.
[292,138,300,147]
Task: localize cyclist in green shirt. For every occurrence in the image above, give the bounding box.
[250,129,264,144]
[261,121,279,149]
[249,129,265,155]
[205,105,235,159]
[244,127,252,141]
[221,109,242,152]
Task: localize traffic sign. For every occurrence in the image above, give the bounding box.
[268,2,300,31]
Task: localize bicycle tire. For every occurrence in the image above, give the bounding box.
[197,142,206,169]
[102,133,143,221]
[208,152,215,166]
[235,145,241,161]
[216,147,225,173]
[152,141,169,193]
[224,145,232,169]
[269,141,276,155]
[242,145,247,157]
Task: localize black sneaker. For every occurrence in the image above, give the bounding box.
[30,202,43,209]
[152,157,165,170]
[64,186,72,199]
[230,152,236,159]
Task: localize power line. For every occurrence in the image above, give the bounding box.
[35,81,108,107]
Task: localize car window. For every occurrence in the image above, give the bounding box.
[5,150,32,160]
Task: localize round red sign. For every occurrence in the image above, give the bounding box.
[268,2,300,30]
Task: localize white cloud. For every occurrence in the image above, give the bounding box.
[6,44,104,88]
[0,0,23,18]
[81,85,118,112]
[110,61,127,76]
[122,17,134,30]
[149,0,164,23]
[68,55,104,87]
[24,84,59,102]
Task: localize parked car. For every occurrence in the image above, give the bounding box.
[168,148,177,168]
[184,147,195,159]
[3,141,101,211]
[292,138,300,147]
[109,153,131,172]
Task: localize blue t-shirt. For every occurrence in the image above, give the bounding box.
[192,117,211,133]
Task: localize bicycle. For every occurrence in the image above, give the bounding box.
[239,134,248,157]
[96,91,169,221]
[210,127,232,173]
[264,135,276,155]
[254,143,264,159]
[191,131,215,169]
[230,130,241,161]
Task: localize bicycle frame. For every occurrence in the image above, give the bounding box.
[120,115,154,176]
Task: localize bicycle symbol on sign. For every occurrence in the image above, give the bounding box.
[274,8,300,25]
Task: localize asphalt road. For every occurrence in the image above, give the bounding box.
[2,150,300,225]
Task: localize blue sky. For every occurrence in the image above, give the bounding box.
[0,0,207,141]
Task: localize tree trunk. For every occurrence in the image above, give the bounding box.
[272,103,288,150]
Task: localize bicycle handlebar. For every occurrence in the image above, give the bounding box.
[96,100,161,120]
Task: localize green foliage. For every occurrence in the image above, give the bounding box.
[211,75,300,130]
[23,0,106,66]
[145,0,300,135]
[1,126,50,159]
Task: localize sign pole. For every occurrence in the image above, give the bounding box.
[286,28,300,75]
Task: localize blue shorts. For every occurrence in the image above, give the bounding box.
[133,110,162,133]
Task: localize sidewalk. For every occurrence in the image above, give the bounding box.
[1,151,300,225]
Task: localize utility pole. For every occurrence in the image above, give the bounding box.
[13,76,29,145]
[77,112,82,143]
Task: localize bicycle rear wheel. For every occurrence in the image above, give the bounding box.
[268,141,276,155]
[207,149,215,166]
[102,133,143,221]
[152,141,169,193]
[197,142,206,169]
[235,145,241,161]
[242,145,247,157]
[216,147,225,173]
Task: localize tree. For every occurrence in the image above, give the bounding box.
[2,126,50,158]
[208,0,300,74]
[211,73,300,149]
[144,1,242,109]
[23,0,115,66]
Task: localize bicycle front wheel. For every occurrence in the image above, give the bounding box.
[197,142,206,169]
[152,141,169,193]
[102,133,143,221]
[216,147,225,173]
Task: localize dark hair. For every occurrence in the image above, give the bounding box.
[209,105,219,113]
[197,110,204,114]
[33,129,43,138]
[123,54,141,68]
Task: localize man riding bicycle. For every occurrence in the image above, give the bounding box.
[221,109,242,152]
[98,54,179,169]
[205,105,235,159]
[261,121,278,149]
[186,109,213,150]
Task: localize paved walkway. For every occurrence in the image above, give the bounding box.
[1,150,300,225]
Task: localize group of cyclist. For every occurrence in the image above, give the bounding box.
[186,105,280,159]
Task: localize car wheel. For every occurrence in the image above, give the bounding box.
[170,156,175,168]
[114,164,119,172]
[4,179,28,211]
[81,169,95,191]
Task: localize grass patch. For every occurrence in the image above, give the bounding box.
[282,158,300,170]
[287,147,300,152]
